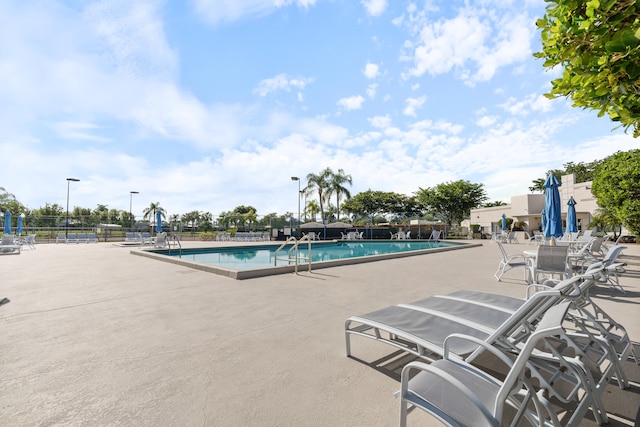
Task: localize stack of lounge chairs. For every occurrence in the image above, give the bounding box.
[345,263,637,426]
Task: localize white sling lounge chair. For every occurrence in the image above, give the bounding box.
[345,273,595,364]
[0,234,21,255]
[431,262,637,390]
[494,241,528,281]
[399,302,607,427]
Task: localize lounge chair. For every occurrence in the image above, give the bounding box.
[431,262,636,390]
[125,232,142,244]
[154,232,168,249]
[399,302,608,427]
[0,234,21,255]
[345,272,596,364]
[494,241,528,281]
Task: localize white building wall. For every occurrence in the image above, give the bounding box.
[470,174,598,235]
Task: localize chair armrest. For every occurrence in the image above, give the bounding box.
[443,333,515,367]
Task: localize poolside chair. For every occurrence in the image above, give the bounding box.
[154,232,168,249]
[528,245,570,285]
[77,233,88,243]
[86,233,98,243]
[346,272,593,364]
[56,233,67,244]
[494,241,528,281]
[0,234,21,255]
[66,233,78,244]
[399,302,608,427]
[431,262,637,390]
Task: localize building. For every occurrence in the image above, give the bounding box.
[468,174,598,235]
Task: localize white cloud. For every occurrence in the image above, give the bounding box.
[368,115,391,128]
[193,0,318,25]
[361,0,387,16]
[401,6,535,85]
[476,115,498,127]
[253,74,314,96]
[337,95,365,111]
[403,96,427,117]
[363,62,380,79]
[366,83,378,99]
[500,93,553,116]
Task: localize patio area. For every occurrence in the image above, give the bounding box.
[1,240,639,426]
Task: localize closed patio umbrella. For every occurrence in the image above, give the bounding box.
[3,211,11,234]
[156,210,163,233]
[17,216,23,235]
[543,174,563,238]
[501,213,507,231]
[566,197,578,235]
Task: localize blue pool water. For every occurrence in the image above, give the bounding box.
[157,240,460,270]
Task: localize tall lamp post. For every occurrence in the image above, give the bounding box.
[291,177,300,237]
[129,191,139,228]
[65,178,80,239]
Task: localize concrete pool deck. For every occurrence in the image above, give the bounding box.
[1,240,639,426]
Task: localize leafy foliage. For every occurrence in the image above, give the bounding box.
[591,149,640,234]
[341,190,417,220]
[414,180,487,226]
[529,160,603,192]
[535,0,640,136]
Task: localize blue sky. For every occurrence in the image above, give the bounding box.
[1,0,637,220]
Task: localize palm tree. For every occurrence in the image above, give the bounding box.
[142,202,166,229]
[304,200,320,222]
[327,168,352,220]
[304,168,333,224]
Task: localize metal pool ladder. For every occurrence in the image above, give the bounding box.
[274,234,312,273]
[169,235,182,257]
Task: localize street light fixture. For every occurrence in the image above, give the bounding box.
[129,191,139,228]
[291,177,300,237]
[65,178,80,239]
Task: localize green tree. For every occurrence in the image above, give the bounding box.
[304,168,333,224]
[341,190,415,220]
[415,180,487,226]
[529,160,603,192]
[535,0,640,137]
[591,149,640,235]
[304,200,320,222]
[483,201,507,208]
[0,187,26,216]
[326,168,353,220]
[142,202,166,227]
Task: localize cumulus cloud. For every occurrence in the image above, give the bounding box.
[401,6,535,85]
[363,62,380,79]
[403,96,427,117]
[253,74,314,96]
[337,95,365,111]
[361,0,387,16]
[500,93,554,115]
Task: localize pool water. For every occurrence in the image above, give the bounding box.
[159,241,459,270]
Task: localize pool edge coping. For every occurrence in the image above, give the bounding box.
[130,240,484,280]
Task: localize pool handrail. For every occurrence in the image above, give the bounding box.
[274,235,312,273]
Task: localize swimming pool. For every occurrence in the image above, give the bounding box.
[133,240,479,279]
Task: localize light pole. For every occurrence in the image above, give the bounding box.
[65,178,80,238]
[291,177,300,237]
[129,191,139,228]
